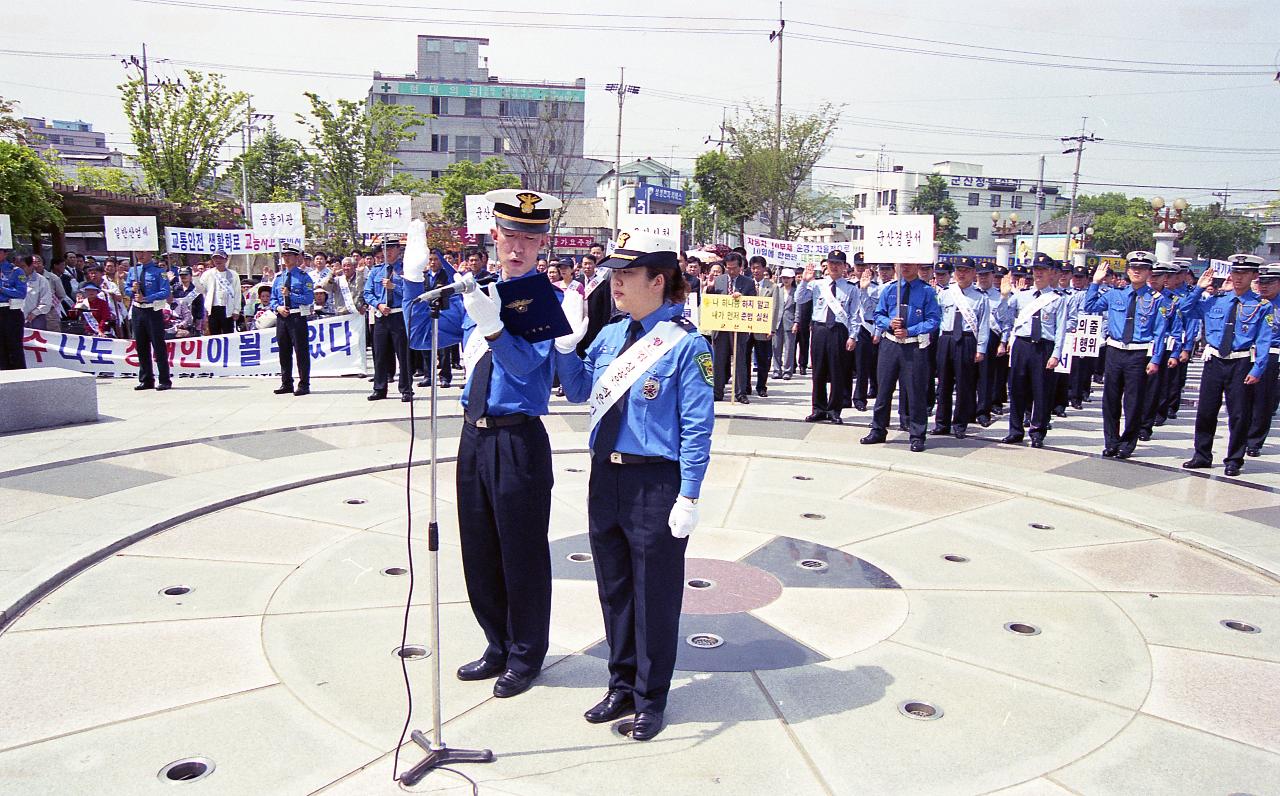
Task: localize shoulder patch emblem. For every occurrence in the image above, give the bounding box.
[642,377,660,399]
[695,351,714,386]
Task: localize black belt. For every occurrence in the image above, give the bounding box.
[1016,336,1052,345]
[605,451,672,465]
[466,413,532,429]
[944,330,976,338]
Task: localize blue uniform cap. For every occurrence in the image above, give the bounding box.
[1031,252,1058,269]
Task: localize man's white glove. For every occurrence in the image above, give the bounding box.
[403,218,429,282]
[463,282,504,338]
[668,495,698,539]
[554,289,588,354]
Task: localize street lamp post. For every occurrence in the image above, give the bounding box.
[991,213,1019,271]
[1151,196,1188,262]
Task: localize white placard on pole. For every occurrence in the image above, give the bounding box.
[103,216,158,251]
[356,194,412,234]
[618,213,680,249]
[0,214,11,249]
[251,202,305,240]
[862,214,935,264]
[465,195,495,235]
[1209,258,1232,278]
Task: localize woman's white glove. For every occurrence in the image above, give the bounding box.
[554,289,588,354]
[668,496,699,539]
[463,282,504,338]
[403,218,429,282]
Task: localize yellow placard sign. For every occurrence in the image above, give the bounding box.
[1085,254,1126,274]
[700,293,774,334]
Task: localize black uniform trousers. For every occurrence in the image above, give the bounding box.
[1162,359,1188,419]
[1007,337,1053,440]
[935,331,978,431]
[853,325,877,404]
[1050,369,1069,413]
[809,321,851,414]
[0,307,24,370]
[1100,347,1149,453]
[1247,352,1279,451]
[1193,355,1255,468]
[588,456,687,714]
[275,312,310,390]
[871,337,929,440]
[1139,358,1172,435]
[207,305,236,335]
[371,313,412,395]
[796,300,812,372]
[993,346,1010,408]
[457,418,554,677]
[1067,352,1094,404]
[712,331,751,400]
[840,338,856,408]
[749,336,772,393]
[976,330,1002,420]
[132,306,171,387]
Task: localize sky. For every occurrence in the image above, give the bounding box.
[4,0,1280,210]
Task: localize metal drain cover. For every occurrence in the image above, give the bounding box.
[159,585,192,597]
[793,475,813,481]
[686,578,715,590]
[1220,620,1261,634]
[344,498,367,505]
[158,757,215,783]
[1028,522,1054,530]
[686,633,724,649]
[567,552,593,563]
[394,645,430,660]
[941,554,969,563]
[797,559,829,572]
[381,567,407,577]
[801,512,826,520]
[1004,622,1042,636]
[898,701,943,720]
[613,719,634,738]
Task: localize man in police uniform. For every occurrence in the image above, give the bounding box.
[997,253,1070,448]
[0,245,27,369]
[797,250,858,423]
[1181,255,1275,476]
[933,257,990,438]
[365,234,414,401]
[1247,263,1280,456]
[126,249,173,390]
[1136,262,1183,441]
[974,261,1005,426]
[270,245,315,396]
[403,188,565,698]
[852,260,890,411]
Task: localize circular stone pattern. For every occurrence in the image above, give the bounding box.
[680,558,783,614]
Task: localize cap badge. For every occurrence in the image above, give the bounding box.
[617,232,632,249]
[516,192,541,214]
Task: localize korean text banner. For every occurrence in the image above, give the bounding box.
[465,195,495,235]
[0,214,11,249]
[356,195,412,234]
[104,216,158,251]
[862,215,935,264]
[251,202,305,239]
[743,235,843,269]
[23,314,367,377]
[164,227,305,255]
[699,294,773,334]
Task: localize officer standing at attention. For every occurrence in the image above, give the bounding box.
[1246,263,1280,456]
[797,250,858,423]
[997,253,1069,448]
[932,257,990,439]
[861,260,942,451]
[126,249,173,391]
[1136,262,1183,441]
[270,245,315,396]
[365,234,415,402]
[1083,252,1169,458]
[974,261,1005,426]
[1180,255,1275,476]
[852,260,888,411]
[554,230,714,742]
[0,245,28,370]
[402,188,564,699]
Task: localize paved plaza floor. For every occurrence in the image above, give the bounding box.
[0,370,1277,795]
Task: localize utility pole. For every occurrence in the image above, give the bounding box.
[606,69,640,239]
[703,108,734,245]
[1029,154,1046,263]
[769,4,785,238]
[1060,116,1101,262]
[122,43,180,199]
[1213,185,1231,211]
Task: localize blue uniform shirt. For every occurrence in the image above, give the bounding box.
[364,259,406,310]
[125,262,172,304]
[403,269,558,418]
[556,301,715,499]
[937,284,992,355]
[1173,284,1202,355]
[796,277,859,326]
[873,278,942,338]
[858,280,883,331]
[270,267,315,311]
[1083,283,1169,365]
[1181,286,1275,379]
[997,286,1070,360]
[0,260,28,303]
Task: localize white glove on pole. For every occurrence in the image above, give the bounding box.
[463,282,504,338]
[403,218,428,282]
[554,289,588,354]
[668,495,698,539]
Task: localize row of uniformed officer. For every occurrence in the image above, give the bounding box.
[996,253,1070,448]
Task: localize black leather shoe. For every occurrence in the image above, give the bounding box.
[630,711,665,741]
[804,411,829,423]
[1030,437,1045,449]
[1165,412,1178,420]
[456,658,504,681]
[1069,401,1082,410]
[930,426,950,436]
[1000,434,1023,445]
[493,669,536,698]
[1137,430,1152,442]
[1153,417,1166,428]
[273,385,293,395]
[977,415,992,428]
[897,422,908,432]
[910,439,925,453]
[860,432,886,445]
[401,393,414,403]
[156,384,171,392]
[1181,458,1212,470]
[758,387,768,398]
[293,386,309,396]
[1224,463,1241,477]
[829,413,844,425]
[417,378,432,388]
[853,401,867,411]
[440,380,452,388]
[367,392,387,401]
[1246,447,1261,458]
[134,383,154,391]
[735,395,750,404]
[953,427,967,439]
[1116,448,1132,460]
[584,689,635,724]
[1102,448,1118,458]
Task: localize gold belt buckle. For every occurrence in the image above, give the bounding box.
[610,452,623,464]
[476,417,490,428]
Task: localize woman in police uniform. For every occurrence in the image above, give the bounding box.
[555,230,715,741]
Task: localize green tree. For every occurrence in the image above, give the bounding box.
[427,157,519,228]
[0,96,31,143]
[1182,205,1263,259]
[74,166,141,195]
[120,70,249,203]
[224,123,309,207]
[1056,193,1155,254]
[693,149,758,241]
[298,92,428,247]
[908,173,963,253]
[0,140,65,240]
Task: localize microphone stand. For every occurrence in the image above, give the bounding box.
[397,294,495,788]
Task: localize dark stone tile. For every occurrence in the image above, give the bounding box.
[1045,458,1183,489]
[728,418,811,440]
[741,537,900,589]
[1230,506,1280,529]
[205,430,336,461]
[584,611,827,673]
[389,416,463,439]
[550,533,596,581]
[0,460,166,498]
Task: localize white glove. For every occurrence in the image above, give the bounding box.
[668,496,698,539]
[554,289,588,354]
[463,283,504,338]
[403,218,428,282]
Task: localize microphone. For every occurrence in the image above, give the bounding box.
[413,271,498,304]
